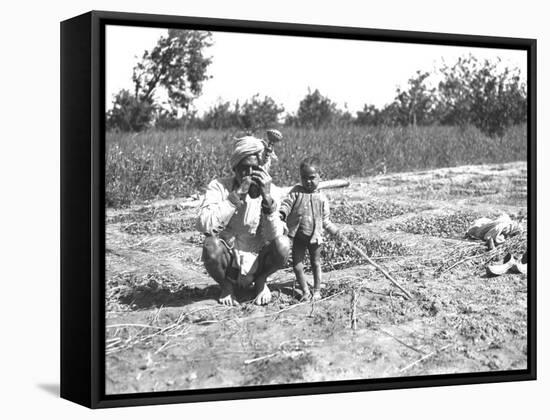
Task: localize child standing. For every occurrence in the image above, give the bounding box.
[279,157,340,300]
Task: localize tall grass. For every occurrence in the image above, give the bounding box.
[106,124,527,207]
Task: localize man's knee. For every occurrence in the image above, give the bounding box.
[271,235,291,268]
[202,236,227,266]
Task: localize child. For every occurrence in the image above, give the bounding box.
[279,157,340,300]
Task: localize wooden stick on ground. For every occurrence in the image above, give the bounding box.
[339,235,413,300]
[281,179,350,195]
[350,288,358,330]
[318,179,350,190]
[244,352,279,365]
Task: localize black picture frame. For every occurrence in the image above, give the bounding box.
[60,10,536,409]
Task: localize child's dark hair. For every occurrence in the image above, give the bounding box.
[300,157,321,172]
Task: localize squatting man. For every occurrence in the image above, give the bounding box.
[196,136,290,306]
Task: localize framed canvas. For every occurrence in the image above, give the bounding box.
[60,10,536,408]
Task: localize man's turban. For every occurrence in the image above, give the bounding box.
[230,136,265,169]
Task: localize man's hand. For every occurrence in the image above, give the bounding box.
[235,176,253,196]
[251,167,272,200]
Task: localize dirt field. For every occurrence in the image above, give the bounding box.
[105,161,528,394]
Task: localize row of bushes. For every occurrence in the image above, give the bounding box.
[108,55,526,138]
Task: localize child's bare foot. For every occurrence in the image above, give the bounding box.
[300,288,312,301]
[312,290,322,301]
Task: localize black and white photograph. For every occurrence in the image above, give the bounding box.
[103,21,530,395]
[5,0,550,416]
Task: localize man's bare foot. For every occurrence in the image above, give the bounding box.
[312,290,322,301]
[254,284,272,305]
[219,283,240,306]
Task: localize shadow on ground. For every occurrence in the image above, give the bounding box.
[117,278,304,309]
[37,383,59,397]
[119,284,222,309]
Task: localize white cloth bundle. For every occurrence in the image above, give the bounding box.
[466,213,522,246]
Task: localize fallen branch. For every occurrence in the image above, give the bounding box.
[399,343,452,372]
[350,289,358,330]
[379,329,426,354]
[440,250,491,274]
[106,323,164,330]
[339,235,413,300]
[244,352,279,365]
[271,290,347,318]
[105,321,191,355]
[318,179,350,190]
[154,340,172,354]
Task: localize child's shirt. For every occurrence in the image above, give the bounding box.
[279,185,339,244]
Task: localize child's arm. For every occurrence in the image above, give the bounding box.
[321,194,340,236]
[278,188,297,221]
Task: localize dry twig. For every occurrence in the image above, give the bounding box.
[339,235,413,299]
[244,352,279,365]
[379,329,426,354]
[440,251,490,273]
[350,289,358,330]
[399,343,452,372]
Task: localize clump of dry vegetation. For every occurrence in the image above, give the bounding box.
[107,204,184,224]
[317,231,410,272]
[331,201,414,225]
[424,230,528,276]
[108,203,197,235]
[121,218,196,235]
[388,212,482,238]
[105,308,196,355]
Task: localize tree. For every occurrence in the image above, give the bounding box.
[197,95,284,130]
[106,89,156,132]
[355,103,404,127]
[154,108,197,131]
[199,100,240,129]
[133,29,213,113]
[356,104,378,126]
[292,89,340,128]
[436,55,527,136]
[392,71,436,126]
[239,94,285,129]
[355,56,526,135]
[107,29,213,131]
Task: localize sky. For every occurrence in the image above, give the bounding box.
[105,25,527,116]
